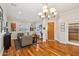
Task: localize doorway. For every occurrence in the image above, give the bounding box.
[48,22,54,41]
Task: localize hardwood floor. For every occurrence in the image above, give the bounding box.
[3,40,79,56]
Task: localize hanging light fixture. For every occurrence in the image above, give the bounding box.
[38,4,57,19]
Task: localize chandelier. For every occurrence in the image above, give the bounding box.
[38,4,57,19]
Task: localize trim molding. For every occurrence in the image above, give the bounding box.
[56,40,67,44]
[56,40,79,46]
[68,42,79,46]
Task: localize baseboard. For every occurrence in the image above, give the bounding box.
[56,40,79,46]
[0,48,4,56]
[56,40,67,44]
[68,42,79,46]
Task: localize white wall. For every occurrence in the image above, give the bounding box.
[56,18,68,43]
[56,8,79,44]
[42,18,48,41]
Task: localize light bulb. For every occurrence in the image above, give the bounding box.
[38,12,42,16]
[54,12,57,15]
[41,15,45,18]
[48,15,51,18]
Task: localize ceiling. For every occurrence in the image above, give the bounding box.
[2,3,79,22]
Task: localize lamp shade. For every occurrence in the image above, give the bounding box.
[50,8,56,14]
[38,12,42,16]
[54,12,57,15]
[38,4,57,19]
[43,8,48,14]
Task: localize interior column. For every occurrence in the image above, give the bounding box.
[42,18,48,42]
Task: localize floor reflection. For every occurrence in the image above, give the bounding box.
[36,44,40,51]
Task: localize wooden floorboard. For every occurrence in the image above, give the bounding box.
[3,40,79,56]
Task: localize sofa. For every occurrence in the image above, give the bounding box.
[21,35,33,47]
[17,33,33,47]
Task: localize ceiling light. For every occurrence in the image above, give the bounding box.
[38,4,57,19]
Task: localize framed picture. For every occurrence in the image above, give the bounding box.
[11,23,16,32]
[61,23,65,32]
[0,6,3,32]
